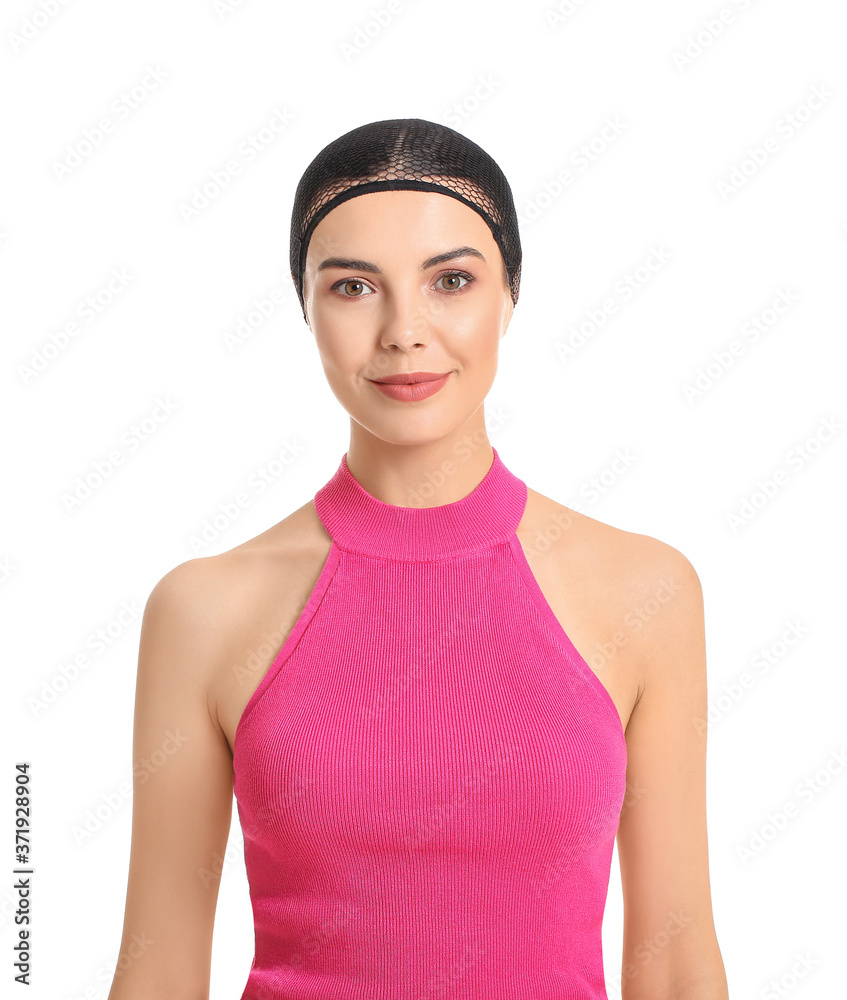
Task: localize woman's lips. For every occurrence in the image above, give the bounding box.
[369,372,451,401]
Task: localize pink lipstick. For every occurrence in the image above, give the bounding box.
[368,371,452,402]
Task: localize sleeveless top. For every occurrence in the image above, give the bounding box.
[233,447,628,1000]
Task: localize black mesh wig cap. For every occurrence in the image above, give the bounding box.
[289,118,522,323]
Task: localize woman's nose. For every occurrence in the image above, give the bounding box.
[378,292,438,350]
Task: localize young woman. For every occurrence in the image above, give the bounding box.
[108,118,729,1000]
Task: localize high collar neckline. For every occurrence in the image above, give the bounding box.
[313,447,527,561]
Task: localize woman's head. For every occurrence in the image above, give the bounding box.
[289,119,522,449]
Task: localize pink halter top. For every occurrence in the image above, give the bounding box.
[233,447,627,999]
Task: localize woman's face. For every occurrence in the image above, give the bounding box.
[301,189,514,448]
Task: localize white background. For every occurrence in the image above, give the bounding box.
[2,0,845,997]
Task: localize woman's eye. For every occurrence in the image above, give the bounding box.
[333,279,373,297]
[437,272,470,291]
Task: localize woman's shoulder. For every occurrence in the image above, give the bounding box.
[153,498,330,603]
[143,500,331,677]
[141,499,334,749]
[521,484,700,609]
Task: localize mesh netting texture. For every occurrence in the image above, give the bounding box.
[289,118,522,321]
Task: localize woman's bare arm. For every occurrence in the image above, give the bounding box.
[616,540,729,1000]
[107,559,235,1000]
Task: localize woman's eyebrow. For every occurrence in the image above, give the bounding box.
[316,246,487,275]
[422,246,486,270]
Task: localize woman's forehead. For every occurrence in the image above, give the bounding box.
[308,190,495,253]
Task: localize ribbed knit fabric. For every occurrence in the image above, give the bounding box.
[233,447,627,1000]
